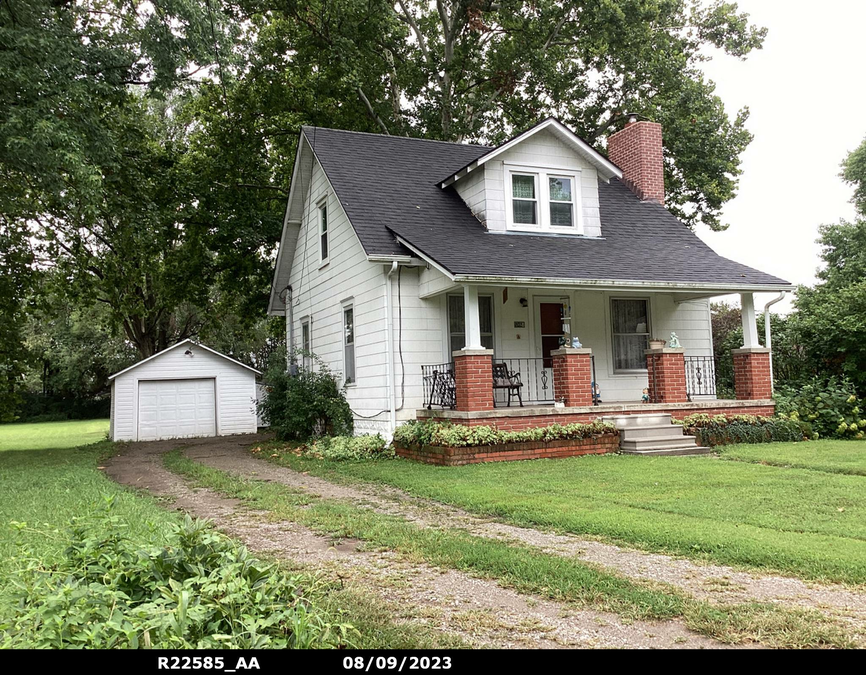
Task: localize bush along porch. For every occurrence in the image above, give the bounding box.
[392,420,619,466]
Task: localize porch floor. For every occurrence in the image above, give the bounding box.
[417,398,774,422]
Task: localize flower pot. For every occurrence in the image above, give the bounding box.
[648,339,667,350]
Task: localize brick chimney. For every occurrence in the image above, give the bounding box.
[607,117,665,205]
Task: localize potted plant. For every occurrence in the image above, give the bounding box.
[648,338,667,349]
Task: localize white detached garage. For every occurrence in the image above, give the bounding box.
[109,339,261,442]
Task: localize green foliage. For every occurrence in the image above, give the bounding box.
[394,419,616,448]
[792,262,866,391]
[841,133,866,216]
[786,140,866,390]
[0,510,355,649]
[232,0,766,232]
[299,435,392,462]
[677,413,808,447]
[259,360,353,441]
[774,378,866,440]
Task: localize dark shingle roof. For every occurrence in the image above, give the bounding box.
[303,126,791,288]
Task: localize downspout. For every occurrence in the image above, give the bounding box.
[385,262,398,434]
[763,291,786,394]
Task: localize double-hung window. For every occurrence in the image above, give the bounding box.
[611,298,650,372]
[301,319,312,370]
[447,294,494,354]
[511,173,538,226]
[506,165,581,233]
[343,305,355,384]
[548,175,575,227]
[319,202,329,263]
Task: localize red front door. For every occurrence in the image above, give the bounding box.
[539,302,564,368]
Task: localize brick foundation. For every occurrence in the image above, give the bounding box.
[551,347,594,407]
[453,349,494,412]
[395,434,620,466]
[732,347,773,400]
[645,348,687,403]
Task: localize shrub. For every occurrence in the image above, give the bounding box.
[301,434,393,461]
[677,413,810,447]
[393,419,617,448]
[774,377,866,439]
[259,359,353,441]
[0,511,355,649]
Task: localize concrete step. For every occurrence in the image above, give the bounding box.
[620,446,713,456]
[602,413,672,429]
[620,436,701,451]
[619,426,686,441]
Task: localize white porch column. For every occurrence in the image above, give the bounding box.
[740,292,760,348]
[463,284,483,349]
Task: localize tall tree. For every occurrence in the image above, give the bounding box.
[792,135,866,391]
[242,0,765,231]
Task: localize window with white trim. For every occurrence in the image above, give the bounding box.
[610,298,650,372]
[447,294,494,354]
[301,319,312,370]
[548,175,574,227]
[343,305,355,384]
[511,173,538,226]
[506,165,581,233]
[319,202,329,262]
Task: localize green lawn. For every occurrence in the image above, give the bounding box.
[265,441,866,585]
[0,421,459,648]
[721,440,866,476]
[0,418,109,452]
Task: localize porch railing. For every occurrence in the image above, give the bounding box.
[493,358,554,407]
[591,354,601,405]
[421,362,455,409]
[685,355,717,400]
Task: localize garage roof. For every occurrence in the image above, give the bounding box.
[108,339,262,380]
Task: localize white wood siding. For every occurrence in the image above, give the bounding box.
[110,347,257,441]
[452,129,602,236]
[287,157,393,434]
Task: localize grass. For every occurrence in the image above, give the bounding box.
[720,440,866,476]
[260,441,866,586]
[0,419,109,452]
[0,421,457,649]
[0,441,179,576]
[163,449,853,648]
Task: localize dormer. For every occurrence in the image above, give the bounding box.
[442,118,622,238]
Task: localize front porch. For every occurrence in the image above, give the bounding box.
[417,398,776,431]
[417,282,775,425]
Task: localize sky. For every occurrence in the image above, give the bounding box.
[694,0,865,313]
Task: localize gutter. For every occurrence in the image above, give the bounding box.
[763,291,787,394]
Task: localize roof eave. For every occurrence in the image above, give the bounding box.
[440,118,623,188]
[108,339,263,380]
[450,274,794,294]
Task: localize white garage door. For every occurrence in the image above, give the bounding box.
[137,379,216,441]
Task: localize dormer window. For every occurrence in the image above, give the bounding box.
[511,174,538,225]
[548,176,574,226]
[506,164,582,234]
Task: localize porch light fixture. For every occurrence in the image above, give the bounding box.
[519,298,528,307]
[184,349,193,356]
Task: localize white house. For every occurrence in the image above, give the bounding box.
[268,117,792,436]
[109,339,261,442]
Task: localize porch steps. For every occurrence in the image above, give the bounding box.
[601,413,712,456]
